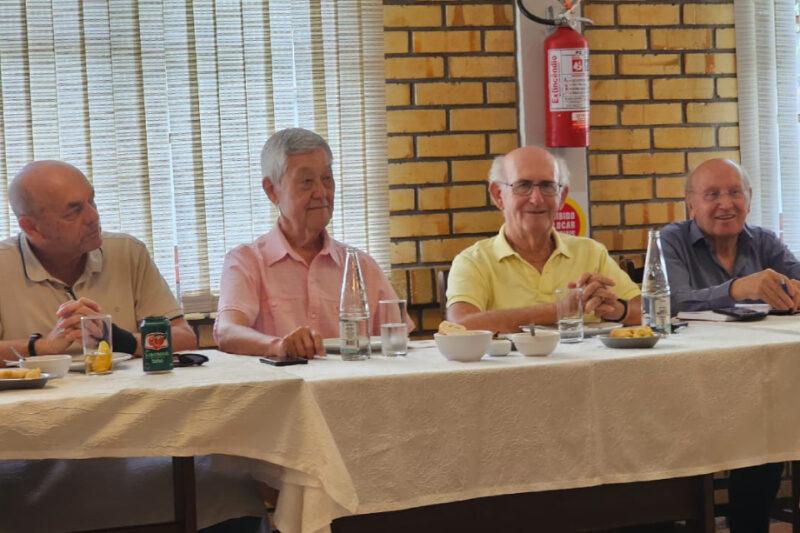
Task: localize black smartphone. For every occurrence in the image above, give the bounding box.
[713,307,767,321]
[768,308,799,316]
[259,356,309,366]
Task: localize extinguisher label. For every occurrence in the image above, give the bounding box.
[547,48,589,112]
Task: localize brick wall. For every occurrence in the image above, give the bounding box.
[384,1,519,333]
[584,0,740,268]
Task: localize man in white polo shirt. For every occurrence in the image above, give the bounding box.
[0,161,265,532]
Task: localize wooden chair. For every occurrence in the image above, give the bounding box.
[435,268,449,321]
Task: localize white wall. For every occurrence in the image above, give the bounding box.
[516,0,591,234]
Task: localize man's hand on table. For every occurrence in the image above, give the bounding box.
[280,326,324,359]
[34,297,104,354]
[572,273,620,318]
[730,269,797,311]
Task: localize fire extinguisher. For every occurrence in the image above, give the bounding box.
[517,0,591,148]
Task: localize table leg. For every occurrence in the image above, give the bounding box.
[173,456,197,533]
[685,474,715,533]
[793,461,800,533]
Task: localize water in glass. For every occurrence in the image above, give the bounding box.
[381,322,408,356]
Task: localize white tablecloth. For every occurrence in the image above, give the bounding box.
[3,321,800,533]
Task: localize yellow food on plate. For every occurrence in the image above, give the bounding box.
[610,326,655,338]
[0,367,41,379]
[437,321,484,336]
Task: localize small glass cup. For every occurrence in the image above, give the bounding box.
[555,287,584,343]
[378,299,408,357]
[81,314,113,375]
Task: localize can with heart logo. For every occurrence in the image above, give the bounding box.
[141,316,173,373]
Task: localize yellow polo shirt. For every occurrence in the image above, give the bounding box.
[446,226,640,313]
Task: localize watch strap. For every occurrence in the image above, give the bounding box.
[28,333,42,356]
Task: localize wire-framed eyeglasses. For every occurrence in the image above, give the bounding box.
[495,180,561,197]
[689,188,747,203]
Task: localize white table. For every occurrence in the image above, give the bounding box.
[3,320,800,533]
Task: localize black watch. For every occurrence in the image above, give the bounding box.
[28,333,42,356]
[610,299,629,322]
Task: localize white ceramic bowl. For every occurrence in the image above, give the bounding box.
[21,354,72,378]
[486,339,512,357]
[511,331,560,357]
[434,331,492,362]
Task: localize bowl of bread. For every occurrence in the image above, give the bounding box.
[598,326,660,349]
[434,321,492,362]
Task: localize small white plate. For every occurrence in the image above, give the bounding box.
[69,353,134,372]
[323,337,381,354]
[0,372,51,390]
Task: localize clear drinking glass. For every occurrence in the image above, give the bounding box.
[81,314,113,375]
[378,299,408,357]
[555,287,584,343]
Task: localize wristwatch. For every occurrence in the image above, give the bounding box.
[28,333,42,356]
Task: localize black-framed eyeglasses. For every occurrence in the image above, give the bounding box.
[173,353,209,367]
[495,180,561,197]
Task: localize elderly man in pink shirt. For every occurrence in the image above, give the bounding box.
[215,128,409,358]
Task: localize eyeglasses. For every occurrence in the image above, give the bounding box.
[172,353,209,367]
[495,180,561,197]
[689,188,746,203]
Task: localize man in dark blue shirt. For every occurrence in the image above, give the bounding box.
[661,158,797,533]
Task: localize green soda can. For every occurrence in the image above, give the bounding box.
[140,316,173,373]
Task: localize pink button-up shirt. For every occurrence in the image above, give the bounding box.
[215,226,410,340]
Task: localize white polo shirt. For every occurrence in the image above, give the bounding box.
[0,232,181,349]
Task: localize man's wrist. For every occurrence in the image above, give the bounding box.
[28,333,42,356]
[606,299,628,322]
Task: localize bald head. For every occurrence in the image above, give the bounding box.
[9,161,90,219]
[489,146,570,187]
[686,158,751,198]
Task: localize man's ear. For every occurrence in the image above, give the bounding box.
[18,216,41,240]
[263,177,279,205]
[558,185,570,210]
[686,195,695,218]
[488,182,504,210]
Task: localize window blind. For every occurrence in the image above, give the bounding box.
[0,0,389,313]
[734,0,800,251]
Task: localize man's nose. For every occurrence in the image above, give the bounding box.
[528,185,545,203]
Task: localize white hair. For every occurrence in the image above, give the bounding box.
[260,128,333,186]
[487,152,570,187]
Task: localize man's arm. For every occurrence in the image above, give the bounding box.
[661,232,735,312]
[170,317,197,353]
[215,309,322,358]
[447,301,557,333]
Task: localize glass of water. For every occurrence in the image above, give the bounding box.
[555,287,583,343]
[378,299,408,356]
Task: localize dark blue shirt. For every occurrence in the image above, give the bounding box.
[660,220,800,311]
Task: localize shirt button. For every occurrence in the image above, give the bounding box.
[311,313,318,319]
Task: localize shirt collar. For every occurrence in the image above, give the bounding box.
[492,225,571,261]
[263,224,340,267]
[19,234,103,285]
[689,219,754,248]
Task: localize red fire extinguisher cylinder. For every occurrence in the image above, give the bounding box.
[544,25,590,148]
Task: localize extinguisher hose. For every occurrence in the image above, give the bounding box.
[515,0,558,26]
[516,0,591,27]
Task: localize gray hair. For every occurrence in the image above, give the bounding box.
[8,173,36,217]
[488,153,570,187]
[260,128,333,186]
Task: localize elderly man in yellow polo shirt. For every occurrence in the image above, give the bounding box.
[446,146,641,332]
